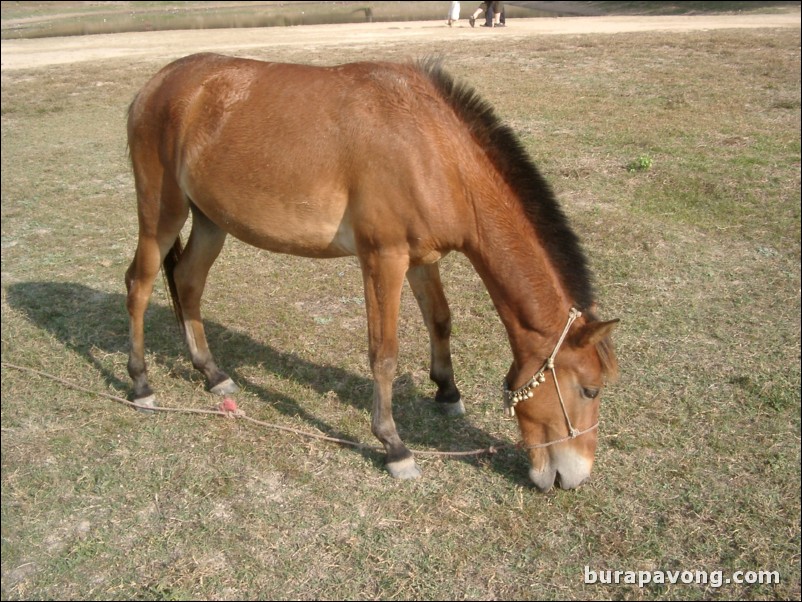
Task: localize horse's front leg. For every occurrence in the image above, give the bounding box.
[360,252,421,479]
[407,263,464,416]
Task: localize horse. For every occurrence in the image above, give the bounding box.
[125,53,619,491]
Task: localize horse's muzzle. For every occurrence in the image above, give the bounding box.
[528,449,593,492]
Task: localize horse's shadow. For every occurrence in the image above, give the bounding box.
[6,281,529,483]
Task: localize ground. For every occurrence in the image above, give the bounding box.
[1,5,799,600]
[2,11,800,70]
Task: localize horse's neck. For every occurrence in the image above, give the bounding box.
[464,193,571,373]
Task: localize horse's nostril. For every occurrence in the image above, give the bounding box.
[529,467,556,493]
[556,471,590,490]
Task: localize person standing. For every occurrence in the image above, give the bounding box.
[491,1,505,27]
[447,1,461,27]
[469,1,505,27]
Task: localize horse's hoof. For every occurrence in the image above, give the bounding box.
[386,457,422,479]
[134,394,158,414]
[438,399,465,417]
[210,378,239,396]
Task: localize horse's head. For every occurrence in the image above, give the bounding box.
[506,312,618,492]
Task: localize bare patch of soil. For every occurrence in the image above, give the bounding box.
[2,11,799,71]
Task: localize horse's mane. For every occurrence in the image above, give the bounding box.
[416,58,595,313]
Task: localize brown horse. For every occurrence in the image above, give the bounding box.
[125,53,618,491]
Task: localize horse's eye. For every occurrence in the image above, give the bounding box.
[582,387,600,400]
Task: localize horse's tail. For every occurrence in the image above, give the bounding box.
[162,237,185,334]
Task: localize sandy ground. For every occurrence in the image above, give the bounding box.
[2,11,800,71]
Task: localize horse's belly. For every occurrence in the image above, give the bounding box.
[194,193,357,258]
[242,214,357,258]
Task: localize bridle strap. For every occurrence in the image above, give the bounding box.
[517,422,599,450]
[503,308,598,448]
[551,356,578,437]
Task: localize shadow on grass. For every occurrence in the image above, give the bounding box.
[6,281,531,485]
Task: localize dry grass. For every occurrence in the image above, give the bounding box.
[2,11,800,602]
[0,1,547,39]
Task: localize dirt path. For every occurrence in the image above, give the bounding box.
[2,11,800,71]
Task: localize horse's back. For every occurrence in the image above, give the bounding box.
[128,54,475,260]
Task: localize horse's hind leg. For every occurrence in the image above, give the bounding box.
[170,205,237,395]
[407,263,464,416]
[125,180,189,409]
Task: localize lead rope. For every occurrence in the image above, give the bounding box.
[0,361,509,457]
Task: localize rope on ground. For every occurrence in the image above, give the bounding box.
[1,361,507,458]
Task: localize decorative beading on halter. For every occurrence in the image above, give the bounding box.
[503,308,596,447]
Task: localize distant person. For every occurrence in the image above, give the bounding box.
[490,1,505,27]
[469,1,505,28]
[468,2,485,27]
[447,1,461,27]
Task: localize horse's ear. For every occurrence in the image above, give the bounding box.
[572,319,619,348]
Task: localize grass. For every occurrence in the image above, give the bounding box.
[4,2,799,39]
[0,1,552,39]
[588,1,801,14]
[2,7,800,602]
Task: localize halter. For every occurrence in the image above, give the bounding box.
[502,308,599,449]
